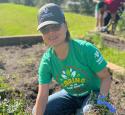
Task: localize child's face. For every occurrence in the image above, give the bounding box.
[41,23,67,47]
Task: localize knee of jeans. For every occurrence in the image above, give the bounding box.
[45,106,59,113]
[83,104,93,113]
[44,109,59,115]
[32,102,62,115]
[45,103,65,115]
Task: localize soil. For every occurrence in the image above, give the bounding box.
[0,42,125,115]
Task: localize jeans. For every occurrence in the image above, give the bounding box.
[32,89,99,115]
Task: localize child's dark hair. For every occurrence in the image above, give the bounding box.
[65,30,70,42]
[64,21,70,42]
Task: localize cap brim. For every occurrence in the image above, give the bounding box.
[37,21,59,30]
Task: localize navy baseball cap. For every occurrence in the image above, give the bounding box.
[37,3,65,30]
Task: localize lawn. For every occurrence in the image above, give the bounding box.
[65,13,96,37]
[0,3,38,36]
[101,47,125,68]
[0,3,96,36]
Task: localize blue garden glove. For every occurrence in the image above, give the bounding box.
[97,95,116,113]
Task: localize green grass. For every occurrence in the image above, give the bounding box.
[0,76,29,114]
[0,3,38,36]
[101,47,125,68]
[0,76,9,89]
[0,3,96,36]
[65,13,96,38]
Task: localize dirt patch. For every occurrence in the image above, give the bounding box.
[0,43,125,114]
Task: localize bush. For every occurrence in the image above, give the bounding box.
[66,0,95,15]
[79,0,95,15]
[66,1,80,13]
[117,12,125,32]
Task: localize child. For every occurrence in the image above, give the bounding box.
[33,3,116,115]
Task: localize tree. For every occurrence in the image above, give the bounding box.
[48,0,64,5]
[0,0,9,3]
[23,0,34,6]
[79,0,95,15]
[65,0,95,15]
[36,0,64,8]
[66,1,80,13]
[8,0,22,4]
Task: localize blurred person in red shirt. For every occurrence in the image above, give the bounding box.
[102,0,125,33]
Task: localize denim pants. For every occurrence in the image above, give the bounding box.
[32,89,99,115]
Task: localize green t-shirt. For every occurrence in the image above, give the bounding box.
[95,0,104,11]
[38,39,107,96]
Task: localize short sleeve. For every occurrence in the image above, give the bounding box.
[38,52,52,84]
[85,42,107,72]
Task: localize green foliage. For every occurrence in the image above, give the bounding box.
[0,76,9,90]
[66,1,80,13]
[0,90,30,114]
[0,64,29,114]
[0,0,95,15]
[66,0,95,15]
[0,98,25,114]
[0,75,26,114]
[48,0,64,5]
[0,78,29,114]
[0,0,9,3]
[0,0,64,6]
[79,0,95,15]
[117,12,125,37]
[0,0,37,6]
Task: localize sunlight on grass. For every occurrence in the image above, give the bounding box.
[0,3,38,36]
[0,76,9,89]
[0,3,96,36]
[65,13,96,37]
[101,47,125,68]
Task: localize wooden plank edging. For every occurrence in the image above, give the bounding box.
[0,35,43,46]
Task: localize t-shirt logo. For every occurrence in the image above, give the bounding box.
[60,68,85,87]
[94,50,100,59]
[94,50,104,65]
[61,68,76,79]
[59,67,90,96]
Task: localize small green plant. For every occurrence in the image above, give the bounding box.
[117,12,125,31]
[0,76,31,114]
[0,98,24,114]
[0,91,31,114]
[0,75,9,90]
[117,11,125,38]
